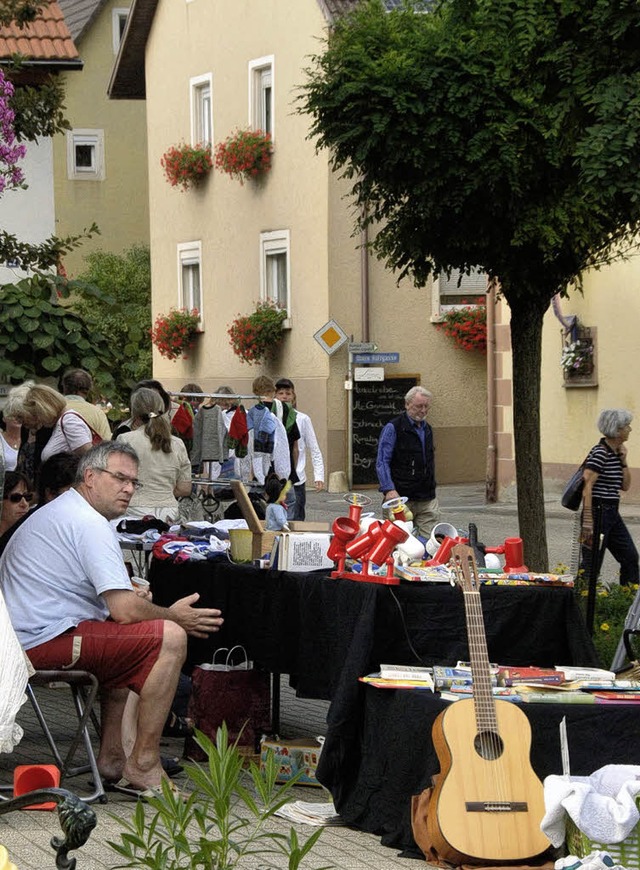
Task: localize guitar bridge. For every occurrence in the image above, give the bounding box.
[466,801,528,813]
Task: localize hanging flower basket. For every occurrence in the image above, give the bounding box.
[150,308,201,361]
[214,129,273,184]
[437,299,487,353]
[161,143,213,191]
[227,301,287,364]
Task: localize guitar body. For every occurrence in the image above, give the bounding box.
[427,697,550,863]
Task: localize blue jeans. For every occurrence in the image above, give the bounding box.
[580,499,639,586]
[290,484,306,521]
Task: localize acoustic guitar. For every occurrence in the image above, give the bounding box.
[426,544,550,863]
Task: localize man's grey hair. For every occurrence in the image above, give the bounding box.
[597,409,633,438]
[405,385,432,405]
[75,441,139,483]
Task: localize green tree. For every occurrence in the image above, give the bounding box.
[72,245,152,401]
[301,0,640,569]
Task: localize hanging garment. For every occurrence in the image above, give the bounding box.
[191,405,228,467]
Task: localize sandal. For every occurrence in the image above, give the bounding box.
[162,712,194,739]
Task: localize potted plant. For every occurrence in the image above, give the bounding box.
[561,338,594,377]
[214,128,273,184]
[150,307,201,361]
[437,299,487,353]
[161,142,213,191]
[107,725,325,870]
[227,300,287,364]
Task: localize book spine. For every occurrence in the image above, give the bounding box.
[519,693,595,704]
[500,674,566,686]
[379,670,433,682]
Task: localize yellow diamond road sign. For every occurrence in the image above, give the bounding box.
[314,319,348,355]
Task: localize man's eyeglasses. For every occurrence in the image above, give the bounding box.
[97,469,143,491]
[4,492,33,503]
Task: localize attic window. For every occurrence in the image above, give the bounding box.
[66,129,105,181]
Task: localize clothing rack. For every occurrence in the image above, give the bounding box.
[170,391,259,400]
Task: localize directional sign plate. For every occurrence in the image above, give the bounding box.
[348,342,378,353]
[353,352,400,364]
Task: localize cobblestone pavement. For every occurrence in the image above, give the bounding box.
[3,481,639,868]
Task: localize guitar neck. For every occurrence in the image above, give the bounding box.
[464,588,498,733]
[453,544,498,733]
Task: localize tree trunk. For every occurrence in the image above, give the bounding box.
[508,297,549,571]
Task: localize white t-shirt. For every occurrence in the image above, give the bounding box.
[0,488,132,650]
[1,436,19,472]
[41,411,92,462]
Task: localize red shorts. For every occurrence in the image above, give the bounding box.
[27,619,165,695]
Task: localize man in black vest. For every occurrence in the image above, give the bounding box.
[375,386,440,538]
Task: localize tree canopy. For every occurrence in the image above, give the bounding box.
[302,0,640,568]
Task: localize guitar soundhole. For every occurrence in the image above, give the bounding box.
[474,730,504,760]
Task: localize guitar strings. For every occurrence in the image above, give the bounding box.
[458,552,507,803]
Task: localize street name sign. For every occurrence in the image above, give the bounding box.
[348,342,378,353]
[353,352,400,364]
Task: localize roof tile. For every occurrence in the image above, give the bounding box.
[0,0,80,62]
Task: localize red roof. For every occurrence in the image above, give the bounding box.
[0,0,80,63]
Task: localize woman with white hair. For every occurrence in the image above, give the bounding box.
[580,408,638,586]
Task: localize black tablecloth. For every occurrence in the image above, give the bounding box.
[149,560,599,698]
[317,686,640,855]
[151,561,606,857]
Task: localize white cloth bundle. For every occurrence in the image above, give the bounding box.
[542,765,640,847]
[0,588,30,753]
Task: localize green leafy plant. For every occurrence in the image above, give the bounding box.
[214,129,273,184]
[150,307,201,361]
[161,142,213,191]
[437,299,487,353]
[227,300,287,365]
[0,271,116,396]
[107,724,329,870]
[573,570,637,667]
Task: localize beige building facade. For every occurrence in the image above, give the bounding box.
[54,0,149,275]
[111,0,487,486]
[539,252,640,502]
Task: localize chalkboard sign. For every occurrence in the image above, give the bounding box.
[351,374,419,486]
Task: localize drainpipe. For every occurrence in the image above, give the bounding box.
[346,209,370,490]
[360,208,370,341]
[485,279,497,503]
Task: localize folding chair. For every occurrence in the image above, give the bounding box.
[25,670,106,804]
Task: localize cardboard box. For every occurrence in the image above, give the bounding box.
[260,737,323,786]
[229,481,330,561]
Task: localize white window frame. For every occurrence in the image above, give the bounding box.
[248,55,274,139]
[177,241,203,324]
[190,73,213,147]
[66,129,105,181]
[260,229,290,325]
[430,267,487,322]
[112,8,129,54]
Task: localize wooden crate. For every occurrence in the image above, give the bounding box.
[229,481,329,563]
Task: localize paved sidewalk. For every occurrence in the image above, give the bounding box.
[3,481,638,868]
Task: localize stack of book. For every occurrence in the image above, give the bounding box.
[359,664,434,690]
[360,662,640,703]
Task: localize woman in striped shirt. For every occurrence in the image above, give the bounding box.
[580,409,637,586]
